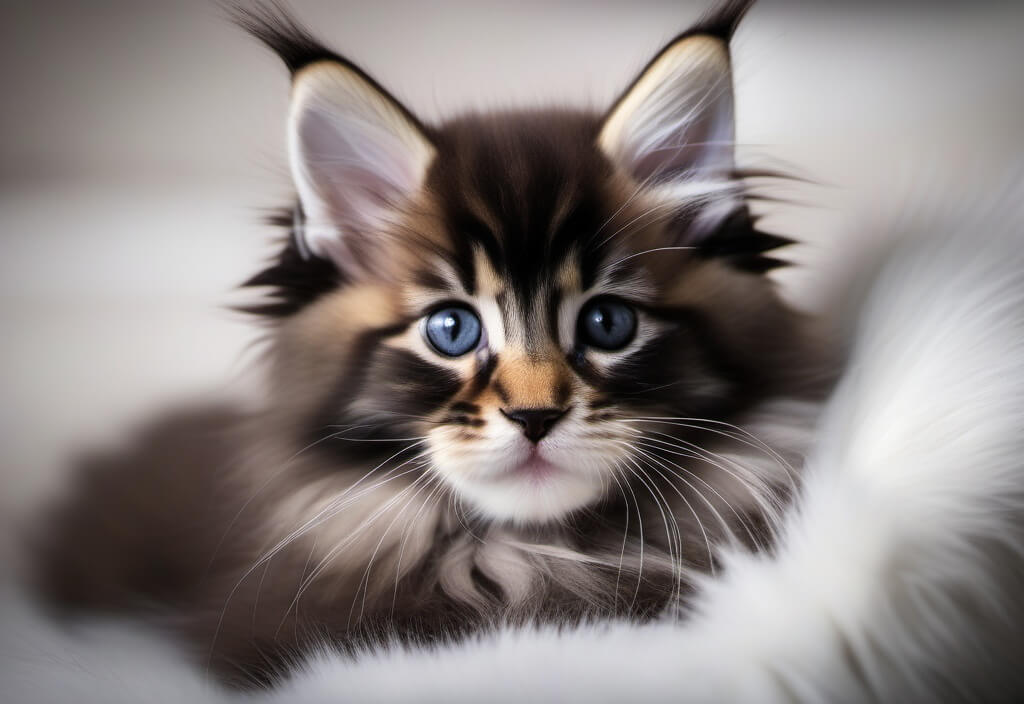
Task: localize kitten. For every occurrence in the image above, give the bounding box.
[38,0,830,687]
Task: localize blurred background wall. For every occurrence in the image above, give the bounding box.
[2,0,1023,558]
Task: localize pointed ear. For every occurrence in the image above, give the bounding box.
[288,61,435,275]
[599,34,736,186]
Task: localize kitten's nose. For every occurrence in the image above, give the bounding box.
[500,407,568,443]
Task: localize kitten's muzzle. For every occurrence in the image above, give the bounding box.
[500,407,569,443]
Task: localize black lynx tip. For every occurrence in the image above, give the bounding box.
[223,0,346,74]
[225,0,429,135]
[603,0,754,140]
[687,0,756,42]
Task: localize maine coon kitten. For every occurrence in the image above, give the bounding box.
[38,0,830,687]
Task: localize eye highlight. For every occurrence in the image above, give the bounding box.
[424,305,482,357]
[577,297,636,351]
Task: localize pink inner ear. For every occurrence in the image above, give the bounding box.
[631,115,725,183]
[291,100,430,271]
[626,92,735,186]
[300,109,416,227]
[603,36,737,188]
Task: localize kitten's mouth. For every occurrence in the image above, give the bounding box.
[511,450,560,480]
[442,442,605,523]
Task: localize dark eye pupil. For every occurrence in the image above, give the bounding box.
[425,306,481,357]
[578,298,636,351]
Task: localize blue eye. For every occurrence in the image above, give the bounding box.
[424,306,482,357]
[577,297,636,351]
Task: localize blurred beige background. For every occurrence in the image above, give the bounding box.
[2,0,1023,558]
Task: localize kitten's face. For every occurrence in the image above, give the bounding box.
[383,115,699,523]
[251,29,808,524]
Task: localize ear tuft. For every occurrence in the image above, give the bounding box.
[238,209,343,319]
[227,0,344,74]
[685,0,755,42]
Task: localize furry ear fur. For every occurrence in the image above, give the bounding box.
[233,1,434,277]
[599,34,736,187]
[599,0,751,186]
[287,63,434,275]
[596,0,791,259]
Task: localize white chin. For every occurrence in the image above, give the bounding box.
[452,470,606,524]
